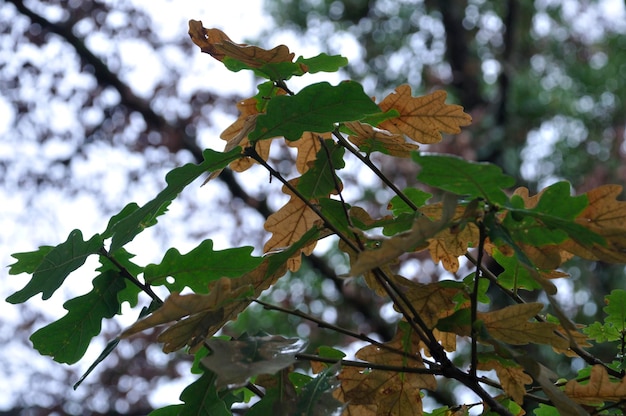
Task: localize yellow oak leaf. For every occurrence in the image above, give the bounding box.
[334,326,436,416]
[188,21,294,67]
[419,202,480,273]
[286,132,332,174]
[378,85,472,145]
[565,365,626,405]
[345,121,419,157]
[477,359,532,405]
[264,178,321,272]
[479,303,569,350]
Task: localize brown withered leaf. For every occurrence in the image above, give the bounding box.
[120,277,252,352]
[480,303,569,350]
[121,256,291,353]
[188,21,234,61]
[334,326,436,416]
[378,85,472,145]
[286,132,331,174]
[345,121,419,157]
[565,365,626,405]
[188,21,294,67]
[351,195,457,276]
[264,178,321,272]
[477,359,532,405]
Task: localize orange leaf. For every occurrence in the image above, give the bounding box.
[378,85,472,145]
[264,178,321,272]
[565,365,626,405]
[345,121,419,157]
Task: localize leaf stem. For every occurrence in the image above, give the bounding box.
[333,129,419,211]
[295,353,440,375]
[99,247,163,306]
[244,145,361,254]
[253,298,428,365]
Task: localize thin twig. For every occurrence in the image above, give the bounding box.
[470,221,487,378]
[99,247,163,305]
[333,129,419,211]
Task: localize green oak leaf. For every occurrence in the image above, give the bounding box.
[144,240,262,294]
[30,269,128,364]
[492,248,542,291]
[223,53,347,81]
[295,364,343,416]
[7,230,103,304]
[505,182,602,247]
[583,321,621,343]
[109,148,242,252]
[297,139,345,199]
[147,371,231,416]
[7,246,53,275]
[412,153,515,205]
[604,289,626,328]
[296,53,348,74]
[249,81,381,142]
[388,188,432,215]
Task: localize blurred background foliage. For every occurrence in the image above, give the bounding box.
[1,0,625,414]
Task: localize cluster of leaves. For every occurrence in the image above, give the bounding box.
[7,21,626,415]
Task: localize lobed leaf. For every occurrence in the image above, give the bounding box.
[249,81,381,142]
[345,121,419,157]
[378,86,472,144]
[121,228,321,352]
[7,246,53,275]
[334,325,436,416]
[296,139,344,199]
[560,184,626,263]
[264,178,321,272]
[7,230,103,304]
[564,365,626,405]
[477,356,532,404]
[144,240,262,294]
[30,269,130,364]
[351,194,457,276]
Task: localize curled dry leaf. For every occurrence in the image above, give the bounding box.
[188,20,294,67]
